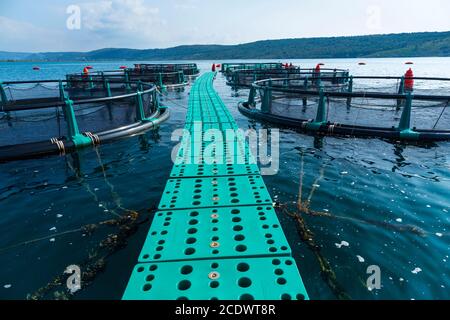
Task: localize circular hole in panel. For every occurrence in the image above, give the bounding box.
[235,245,247,252]
[277,278,287,285]
[143,284,152,292]
[239,294,254,301]
[297,294,306,300]
[178,280,191,291]
[238,277,252,288]
[237,263,250,272]
[233,225,243,232]
[181,265,193,275]
[185,248,196,255]
[275,269,284,276]
[188,228,198,234]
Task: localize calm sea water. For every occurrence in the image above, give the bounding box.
[0,58,449,300]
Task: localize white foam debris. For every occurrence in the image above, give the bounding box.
[49,238,55,242]
[356,255,365,263]
[396,218,403,223]
[399,278,405,282]
[426,205,431,208]
[94,188,99,192]
[62,186,68,189]
[56,214,63,218]
[341,171,348,175]
[3,284,12,289]
[436,233,443,237]
[335,241,350,249]
[49,227,56,232]
[98,204,103,207]
[312,184,320,188]
[323,209,329,212]
[411,268,422,274]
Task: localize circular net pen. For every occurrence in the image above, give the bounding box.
[134,63,200,81]
[221,63,284,76]
[67,68,188,91]
[0,79,169,162]
[238,76,450,142]
[226,68,350,89]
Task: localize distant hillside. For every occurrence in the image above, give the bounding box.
[2,31,450,61]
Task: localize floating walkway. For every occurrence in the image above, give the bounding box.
[123,72,308,300]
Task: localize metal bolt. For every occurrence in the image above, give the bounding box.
[212,197,220,201]
[210,242,220,248]
[211,214,219,219]
[208,272,220,280]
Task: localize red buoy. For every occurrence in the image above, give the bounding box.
[86,66,93,70]
[315,64,321,73]
[404,68,414,92]
[119,66,127,70]
[212,64,216,72]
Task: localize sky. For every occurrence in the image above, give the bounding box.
[1,0,450,52]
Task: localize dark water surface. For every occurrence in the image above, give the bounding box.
[0,59,449,300]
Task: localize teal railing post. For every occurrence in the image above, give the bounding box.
[63,99,93,147]
[346,76,353,108]
[0,82,8,104]
[65,75,72,89]
[158,73,163,88]
[88,75,95,90]
[261,80,272,113]
[59,80,66,101]
[104,79,112,97]
[397,76,405,110]
[306,88,327,131]
[248,86,256,107]
[135,91,146,122]
[398,93,419,140]
[125,70,131,92]
[302,77,308,109]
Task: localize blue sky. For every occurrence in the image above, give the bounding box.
[1,0,450,52]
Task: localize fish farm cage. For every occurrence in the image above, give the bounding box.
[134,63,200,80]
[221,63,284,76]
[226,67,350,89]
[238,75,450,141]
[67,68,188,91]
[0,78,169,162]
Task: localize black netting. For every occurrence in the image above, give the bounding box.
[252,77,450,132]
[0,80,158,147]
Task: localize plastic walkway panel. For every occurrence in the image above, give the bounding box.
[123,72,309,300]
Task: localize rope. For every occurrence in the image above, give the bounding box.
[432,100,449,129]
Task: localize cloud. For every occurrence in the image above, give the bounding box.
[81,0,163,32]
[0,16,64,51]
